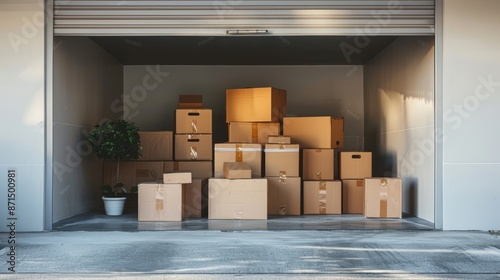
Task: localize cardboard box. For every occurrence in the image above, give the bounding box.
[342,179,365,214]
[226,87,287,123]
[303,181,342,215]
[268,135,291,144]
[138,131,173,160]
[364,178,402,218]
[208,178,267,220]
[174,134,213,160]
[164,161,213,179]
[138,182,184,221]
[264,144,299,177]
[340,152,372,179]
[176,109,212,134]
[302,149,334,180]
[224,162,252,179]
[283,117,344,149]
[214,143,262,178]
[163,172,192,184]
[228,122,280,144]
[178,95,202,109]
[103,161,164,188]
[267,177,301,216]
[183,178,208,218]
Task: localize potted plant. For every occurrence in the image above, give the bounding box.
[88,119,142,216]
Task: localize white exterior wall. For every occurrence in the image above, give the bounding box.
[441,0,500,230]
[0,0,46,232]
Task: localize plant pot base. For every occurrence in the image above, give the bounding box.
[102,196,126,216]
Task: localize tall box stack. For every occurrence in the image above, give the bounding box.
[340,152,372,214]
[265,137,301,216]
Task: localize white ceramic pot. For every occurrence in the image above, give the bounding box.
[102,196,126,216]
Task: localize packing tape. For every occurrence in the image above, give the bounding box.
[235,144,243,162]
[173,161,180,171]
[191,119,198,133]
[319,181,327,214]
[155,184,164,218]
[315,171,322,180]
[190,146,198,160]
[380,179,388,218]
[279,171,287,183]
[279,205,287,215]
[252,123,259,143]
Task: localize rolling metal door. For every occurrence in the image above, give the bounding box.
[54,0,435,36]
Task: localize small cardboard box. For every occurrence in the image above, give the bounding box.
[163,172,192,184]
[226,87,287,123]
[214,143,262,178]
[164,161,213,179]
[176,109,212,134]
[302,149,334,180]
[283,116,344,149]
[174,134,213,160]
[342,179,365,214]
[208,178,267,220]
[103,161,164,188]
[340,152,372,179]
[138,131,173,160]
[223,162,252,179]
[228,122,280,144]
[268,135,291,144]
[303,181,342,215]
[364,178,402,218]
[138,182,184,222]
[178,95,203,109]
[267,177,301,216]
[183,178,208,218]
[264,144,300,177]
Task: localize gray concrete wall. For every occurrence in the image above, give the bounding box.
[364,37,435,222]
[52,37,123,223]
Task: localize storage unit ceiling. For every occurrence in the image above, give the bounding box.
[54,0,435,36]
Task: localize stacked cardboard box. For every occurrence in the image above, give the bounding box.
[364,178,402,218]
[340,152,372,214]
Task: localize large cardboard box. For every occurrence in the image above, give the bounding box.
[174,134,213,160]
[303,181,342,215]
[267,177,301,216]
[283,117,344,149]
[138,131,173,160]
[264,144,299,177]
[178,95,202,109]
[164,161,213,179]
[214,143,262,178]
[224,162,252,179]
[176,109,212,134]
[268,135,291,144]
[228,122,280,144]
[208,178,267,220]
[342,179,365,214]
[183,178,208,218]
[138,182,184,222]
[226,87,287,123]
[163,172,192,184]
[302,149,334,180]
[103,161,164,188]
[340,152,372,179]
[364,178,402,218]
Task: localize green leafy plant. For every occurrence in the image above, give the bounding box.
[88,119,142,197]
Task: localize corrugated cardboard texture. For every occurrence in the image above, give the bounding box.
[283,116,344,149]
[340,152,372,179]
[174,134,213,160]
[303,181,342,215]
[208,178,267,220]
[228,122,280,144]
[226,87,287,123]
[183,178,208,218]
[267,177,301,216]
[176,109,212,134]
[268,135,291,144]
[302,149,334,180]
[164,161,213,179]
[342,179,365,214]
[178,95,203,109]
[103,161,164,188]
[163,172,192,184]
[264,144,300,177]
[364,178,402,218]
[214,143,262,178]
[223,162,252,179]
[138,131,173,160]
[138,182,184,221]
